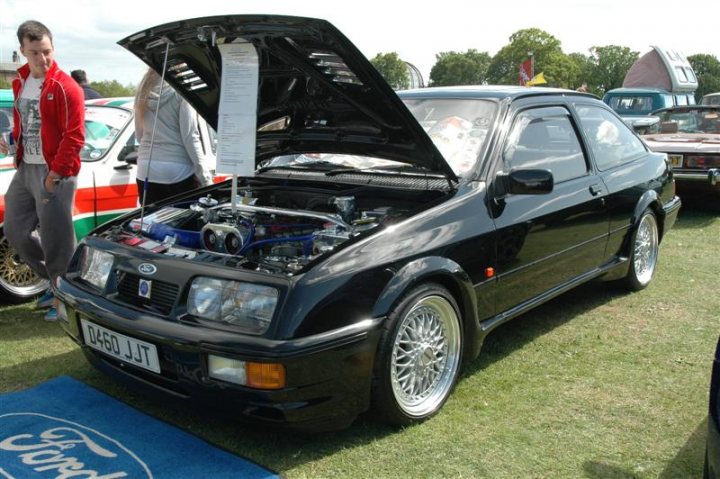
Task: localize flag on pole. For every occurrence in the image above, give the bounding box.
[518,58,532,86]
[526,72,547,86]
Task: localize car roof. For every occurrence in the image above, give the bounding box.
[85,97,134,108]
[398,85,592,101]
[604,87,669,95]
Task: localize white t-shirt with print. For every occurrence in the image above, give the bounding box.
[18,76,44,164]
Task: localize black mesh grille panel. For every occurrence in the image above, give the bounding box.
[117,272,179,315]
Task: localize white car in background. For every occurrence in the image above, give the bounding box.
[0,97,217,302]
[701,92,720,106]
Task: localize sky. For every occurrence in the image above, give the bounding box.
[1,0,717,87]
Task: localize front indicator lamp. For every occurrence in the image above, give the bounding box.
[208,354,285,389]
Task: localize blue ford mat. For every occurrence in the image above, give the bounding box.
[0,376,278,478]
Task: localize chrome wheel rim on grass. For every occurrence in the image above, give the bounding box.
[633,213,659,286]
[390,295,461,417]
[0,235,48,298]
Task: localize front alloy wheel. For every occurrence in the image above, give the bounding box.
[373,283,462,425]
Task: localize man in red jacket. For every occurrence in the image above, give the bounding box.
[0,20,85,321]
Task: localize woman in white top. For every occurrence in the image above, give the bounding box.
[134,68,214,204]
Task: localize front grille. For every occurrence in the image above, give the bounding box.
[117,272,179,315]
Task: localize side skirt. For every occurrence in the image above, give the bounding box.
[478,256,629,336]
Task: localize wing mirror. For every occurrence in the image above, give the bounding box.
[497,169,554,196]
[115,144,138,169]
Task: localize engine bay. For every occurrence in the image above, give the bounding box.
[98,183,443,275]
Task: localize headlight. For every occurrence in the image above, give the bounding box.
[187,277,278,334]
[79,246,114,290]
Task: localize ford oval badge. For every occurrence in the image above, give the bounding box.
[138,263,157,275]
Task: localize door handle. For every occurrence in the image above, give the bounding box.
[589,184,603,196]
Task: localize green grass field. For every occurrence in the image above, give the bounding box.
[1,202,717,478]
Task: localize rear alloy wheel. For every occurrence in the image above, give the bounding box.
[373,283,462,425]
[624,209,659,291]
[0,232,49,303]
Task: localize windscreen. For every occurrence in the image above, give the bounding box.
[402,98,498,176]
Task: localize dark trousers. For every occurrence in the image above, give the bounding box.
[136,175,201,205]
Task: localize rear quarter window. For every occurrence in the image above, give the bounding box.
[575,104,647,170]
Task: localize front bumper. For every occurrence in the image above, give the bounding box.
[55,277,384,431]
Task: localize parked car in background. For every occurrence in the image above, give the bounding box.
[701,93,720,106]
[641,105,720,199]
[706,335,720,479]
[603,87,696,132]
[0,89,13,167]
[55,15,681,431]
[0,97,217,302]
[0,89,12,122]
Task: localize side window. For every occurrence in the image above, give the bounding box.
[675,66,688,83]
[503,107,588,183]
[663,94,675,108]
[575,104,647,170]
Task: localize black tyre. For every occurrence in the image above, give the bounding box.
[623,209,659,291]
[0,231,48,303]
[372,283,463,426]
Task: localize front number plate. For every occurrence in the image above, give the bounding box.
[80,318,161,373]
[669,154,683,167]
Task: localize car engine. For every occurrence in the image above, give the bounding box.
[98,185,413,275]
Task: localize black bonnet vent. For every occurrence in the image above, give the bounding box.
[167,59,210,92]
[306,49,363,86]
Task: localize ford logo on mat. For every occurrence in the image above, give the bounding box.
[0,413,152,478]
[137,263,157,275]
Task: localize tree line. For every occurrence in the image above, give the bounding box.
[371,28,720,101]
[0,76,135,98]
[3,27,718,101]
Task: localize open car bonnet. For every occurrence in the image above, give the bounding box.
[118,14,457,180]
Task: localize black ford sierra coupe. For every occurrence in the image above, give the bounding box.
[55,15,681,431]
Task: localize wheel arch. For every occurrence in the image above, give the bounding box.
[372,256,481,361]
[632,190,666,244]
